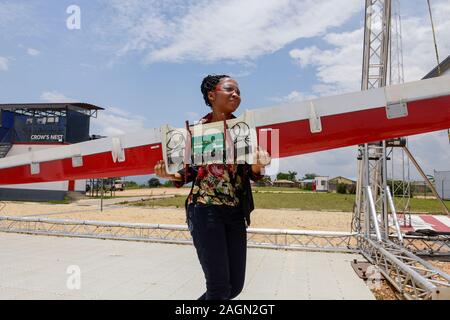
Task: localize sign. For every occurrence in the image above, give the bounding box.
[30,134,64,142]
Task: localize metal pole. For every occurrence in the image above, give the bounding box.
[403,146,449,214]
[100,179,104,212]
[382,140,389,238]
[364,144,370,238]
[367,186,382,242]
[386,186,403,242]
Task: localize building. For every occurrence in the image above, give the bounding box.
[0,103,104,201]
[314,176,329,192]
[434,170,450,201]
[300,176,329,192]
[329,176,356,193]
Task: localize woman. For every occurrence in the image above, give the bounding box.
[154,74,271,300]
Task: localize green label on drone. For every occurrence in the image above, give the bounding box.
[192,133,224,159]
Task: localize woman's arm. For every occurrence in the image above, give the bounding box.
[154,160,183,181]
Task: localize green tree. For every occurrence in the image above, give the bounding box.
[276,171,297,182]
[276,172,290,180]
[148,178,161,188]
[303,173,317,180]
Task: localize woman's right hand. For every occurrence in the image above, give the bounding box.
[154,160,183,181]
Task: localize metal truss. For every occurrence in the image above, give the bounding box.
[359,236,450,299]
[362,0,391,90]
[246,228,358,252]
[0,216,193,245]
[0,216,358,253]
[391,235,450,257]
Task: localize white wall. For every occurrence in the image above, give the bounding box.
[435,170,450,200]
[315,176,329,192]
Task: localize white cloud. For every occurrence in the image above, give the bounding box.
[400,0,450,81]
[27,48,40,56]
[289,28,364,96]
[269,90,317,103]
[100,0,361,64]
[91,107,147,136]
[0,57,9,71]
[289,0,450,96]
[40,91,76,103]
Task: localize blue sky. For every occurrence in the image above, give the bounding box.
[1,0,449,183]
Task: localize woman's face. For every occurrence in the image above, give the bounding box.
[208,77,241,115]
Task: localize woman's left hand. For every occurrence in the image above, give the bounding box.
[251,147,271,174]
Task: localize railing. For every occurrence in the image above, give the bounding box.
[0,216,359,253]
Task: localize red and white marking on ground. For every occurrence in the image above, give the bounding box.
[396,214,450,233]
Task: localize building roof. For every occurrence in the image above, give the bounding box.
[422,55,450,79]
[274,179,295,184]
[329,176,356,183]
[0,102,104,111]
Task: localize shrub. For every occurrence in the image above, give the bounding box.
[337,183,347,194]
[148,178,161,188]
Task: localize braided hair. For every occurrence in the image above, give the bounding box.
[201,74,230,107]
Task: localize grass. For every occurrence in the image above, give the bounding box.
[127,196,185,208]
[253,187,312,193]
[128,191,450,214]
[85,195,134,199]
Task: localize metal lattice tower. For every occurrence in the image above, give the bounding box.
[353,0,391,239]
[352,0,450,299]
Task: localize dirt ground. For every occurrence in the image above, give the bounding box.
[0,202,354,231]
[0,187,448,300]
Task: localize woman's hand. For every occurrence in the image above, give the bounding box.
[154,160,183,181]
[251,147,271,175]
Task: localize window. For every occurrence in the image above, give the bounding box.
[37,117,46,125]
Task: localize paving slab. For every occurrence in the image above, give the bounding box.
[0,232,374,300]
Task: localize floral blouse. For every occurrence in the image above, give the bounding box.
[188,164,243,207]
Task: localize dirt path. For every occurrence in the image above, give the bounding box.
[0,200,353,231]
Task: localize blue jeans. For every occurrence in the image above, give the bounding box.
[187,203,247,300]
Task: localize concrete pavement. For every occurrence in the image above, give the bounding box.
[0,232,374,300]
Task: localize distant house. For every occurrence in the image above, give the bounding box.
[329,176,356,193]
[273,179,297,188]
[314,176,329,192]
[300,176,329,192]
